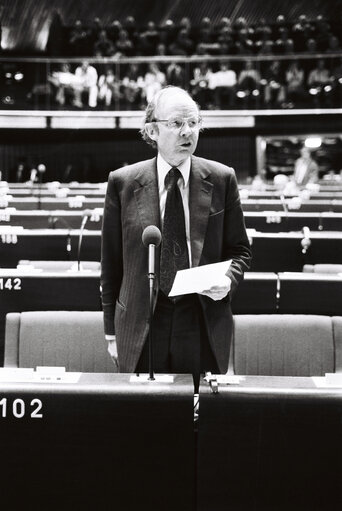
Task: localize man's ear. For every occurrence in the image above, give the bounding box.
[145,123,158,142]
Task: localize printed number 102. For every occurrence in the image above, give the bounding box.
[0,398,43,418]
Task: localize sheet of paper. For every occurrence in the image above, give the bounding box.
[169,260,232,297]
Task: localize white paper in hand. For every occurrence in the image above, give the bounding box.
[169,260,232,297]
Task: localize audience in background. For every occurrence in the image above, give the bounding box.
[7,12,342,110]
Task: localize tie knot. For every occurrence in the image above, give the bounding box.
[165,167,182,189]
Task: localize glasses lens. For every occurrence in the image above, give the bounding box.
[167,117,201,130]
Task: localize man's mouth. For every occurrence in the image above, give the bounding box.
[181,142,191,147]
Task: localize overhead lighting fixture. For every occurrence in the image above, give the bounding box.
[305,137,322,148]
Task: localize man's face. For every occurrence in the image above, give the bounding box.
[149,91,200,167]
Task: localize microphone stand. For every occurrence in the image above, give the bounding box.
[49,216,72,260]
[37,168,44,210]
[77,213,89,271]
[147,244,156,381]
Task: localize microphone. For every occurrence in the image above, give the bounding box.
[36,164,46,210]
[142,225,162,279]
[279,193,288,215]
[142,225,161,381]
[49,215,72,258]
[301,226,311,255]
[77,209,92,270]
[37,163,46,175]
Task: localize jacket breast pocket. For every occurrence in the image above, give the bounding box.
[209,208,224,218]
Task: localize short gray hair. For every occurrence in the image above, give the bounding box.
[140,86,199,148]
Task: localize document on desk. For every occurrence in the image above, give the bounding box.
[169,260,232,297]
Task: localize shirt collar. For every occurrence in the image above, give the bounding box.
[157,153,191,188]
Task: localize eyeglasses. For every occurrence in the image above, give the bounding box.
[151,117,202,131]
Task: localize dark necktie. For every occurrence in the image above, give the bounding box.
[160,167,190,297]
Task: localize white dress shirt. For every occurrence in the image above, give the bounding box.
[157,153,192,266]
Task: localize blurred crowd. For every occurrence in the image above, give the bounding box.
[53,14,342,58]
[44,56,342,110]
[3,13,342,110]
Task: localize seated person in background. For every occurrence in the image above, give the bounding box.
[293,147,319,186]
[93,30,115,56]
[263,60,286,107]
[166,62,185,88]
[115,29,134,56]
[285,60,306,107]
[326,35,342,53]
[307,59,332,107]
[142,63,166,104]
[208,61,237,109]
[74,61,98,108]
[168,28,194,55]
[67,19,88,56]
[138,21,160,56]
[190,61,213,109]
[48,63,78,106]
[121,63,144,109]
[236,60,262,108]
[98,66,121,107]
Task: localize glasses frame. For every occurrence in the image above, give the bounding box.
[150,117,202,130]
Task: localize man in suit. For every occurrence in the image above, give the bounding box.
[101,86,251,387]
[293,146,319,186]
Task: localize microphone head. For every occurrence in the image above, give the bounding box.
[83,209,93,218]
[142,225,161,247]
[37,164,46,173]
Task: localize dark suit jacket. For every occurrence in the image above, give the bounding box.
[101,155,251,373]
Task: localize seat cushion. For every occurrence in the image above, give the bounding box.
[233,314,335,376]
[18,311,113,372]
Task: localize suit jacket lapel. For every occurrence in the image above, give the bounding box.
[134,158,161,231]
[189,156,213,267]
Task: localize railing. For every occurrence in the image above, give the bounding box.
[0,53,342,111]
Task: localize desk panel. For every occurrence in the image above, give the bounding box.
[232,273,278,313]
[2,229,342,273]
[249,232,342,272]
[278,273,342,315]
[0,373,195,510]
[0,229,101,267]
[198,376,342,511]
[242,199,342,213]
[244,212,342,232]
[5,197,105,210]
[0,210,102,230]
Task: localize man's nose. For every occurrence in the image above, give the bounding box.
[180,121,192,136]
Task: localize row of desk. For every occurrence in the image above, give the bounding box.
[1,209,342,232]
[3,188,342,201]
[1,196,342,212]
[0,269,341,365]
[1,372,341,510]
[1,228,342,271]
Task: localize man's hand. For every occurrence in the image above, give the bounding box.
[200,275,231,301]
[105,334,119,369]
